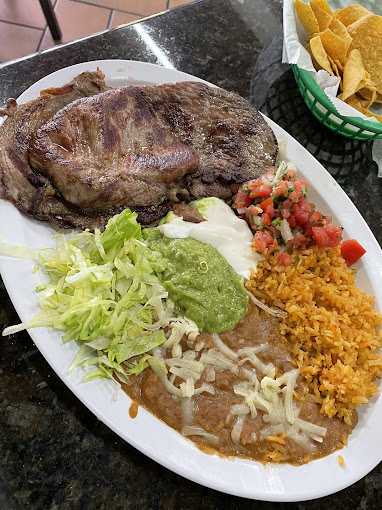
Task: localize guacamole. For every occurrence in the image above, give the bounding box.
[144,229,248,333]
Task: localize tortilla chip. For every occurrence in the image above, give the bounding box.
[334,60,344,73]
[295,0,319,36]
[333,59,344,73]
[375,92,382,105]
[340,49,370,102]
[310,0,333,17]
[357,86,377,109]
[309,35,334,76]
[328,55,342,79]
[347,14,382,93]
[334,5,372,27]
[357,95,374,109]
[346,94,382,123]
[305,42,322,72]
[320,28,351,66]
[311,5,333,31]
[328,18,352,46]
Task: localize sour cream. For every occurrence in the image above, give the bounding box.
[158,198,262,279]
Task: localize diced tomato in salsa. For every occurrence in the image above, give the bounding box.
[267,226,281,238]
[262,212,272,226]
[278,252,291,266]
[288,179,308,203]
[286,232,308,252]
[249,185,272,198]
[264,204,276,217]
[287,216,297,228]
[247,177,263,190]
[340,239,366,265]
[234,189,252,208]
[312,225,342,247]
[292,198,312,227]
[308,210,323,226]
[284,169,296,180]
[252,231,278,254]
[259,197,273,210]
[273,180,289,197]
[281,208,290,219]
[248,204,261,216]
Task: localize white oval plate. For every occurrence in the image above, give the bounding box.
[0,60,381,502]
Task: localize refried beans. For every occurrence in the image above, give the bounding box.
[120,305,356,465]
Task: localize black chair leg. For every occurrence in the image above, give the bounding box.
[39,0,62,41]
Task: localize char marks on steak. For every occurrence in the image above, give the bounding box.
[0,75,278,230]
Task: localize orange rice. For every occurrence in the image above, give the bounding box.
[247,246,382,425]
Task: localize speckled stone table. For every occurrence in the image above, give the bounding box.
[0,0,381,508]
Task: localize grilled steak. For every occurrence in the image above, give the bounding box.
[172,203,205,223]
[0,74,278,230]
[0,70,112,230]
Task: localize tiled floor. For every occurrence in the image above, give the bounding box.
[0,0,193,63]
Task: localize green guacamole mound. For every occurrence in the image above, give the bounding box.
[144,229,248,333]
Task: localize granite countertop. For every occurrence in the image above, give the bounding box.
[0,0,381,508]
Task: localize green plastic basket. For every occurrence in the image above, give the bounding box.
[292,64,382,141]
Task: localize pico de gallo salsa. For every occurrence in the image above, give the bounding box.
[232,161,365,266]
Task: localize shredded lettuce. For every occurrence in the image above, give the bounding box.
[2,209,198,384]
[0,239,40,261]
